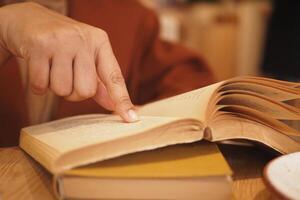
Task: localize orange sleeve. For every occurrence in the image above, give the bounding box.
[133,9,215,104]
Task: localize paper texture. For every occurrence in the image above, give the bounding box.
[138,82,223,122]
[22,114,180,154]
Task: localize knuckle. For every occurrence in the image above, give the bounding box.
[87,85,97,97]
[18,45,30,59]
[77,86,97,99]
[77,91,93,99]
[31,25,88,50]
[117,96,132,108]
[56,88,72,97]
[30,80,47,94]
[95,29,109,46]
[30,32,56,53]
[98,29,109,41]
[69,24,89,44]
[109,70,125,85]
[50,82,72,97]
[31,34,49,49]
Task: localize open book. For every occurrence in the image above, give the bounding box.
[20,76,300,175]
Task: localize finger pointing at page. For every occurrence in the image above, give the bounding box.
[94,31,139,123]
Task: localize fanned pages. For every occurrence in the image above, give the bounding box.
[20,76,300,174]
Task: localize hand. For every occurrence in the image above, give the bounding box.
[0,2,139,122]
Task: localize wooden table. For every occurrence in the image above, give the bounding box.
[0,144,277,200]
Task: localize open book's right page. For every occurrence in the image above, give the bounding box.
[138,82,224,123]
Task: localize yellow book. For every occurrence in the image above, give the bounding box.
[59,142,232,200]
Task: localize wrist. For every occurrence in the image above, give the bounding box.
[0,2,40,58]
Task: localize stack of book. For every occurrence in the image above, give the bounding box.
[20,76,300,199]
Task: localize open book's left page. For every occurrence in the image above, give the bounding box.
[20,114,191,173]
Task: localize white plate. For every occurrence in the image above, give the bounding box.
[263,152,300,200]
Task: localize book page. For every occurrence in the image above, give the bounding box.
[209,115,300,154]
[21,114,181,155]
[231,76,300,88]
[221,79,300,101]
[21,114,203,173]
[218,105,299,136]
[138,82,223,122]
[218,93,300,120]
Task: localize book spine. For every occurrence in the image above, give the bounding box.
[204,127,213,141]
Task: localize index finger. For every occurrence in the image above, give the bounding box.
[95,33,139,123]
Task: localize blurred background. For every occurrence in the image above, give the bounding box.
[140,0,300,130]
[140,0,300,82]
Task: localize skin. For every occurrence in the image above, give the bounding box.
[0,2,139,122]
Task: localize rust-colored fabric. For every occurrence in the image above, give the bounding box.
[0,58,28,146]
[0,0,214,146]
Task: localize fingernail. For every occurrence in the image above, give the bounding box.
[127,109,139,122]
